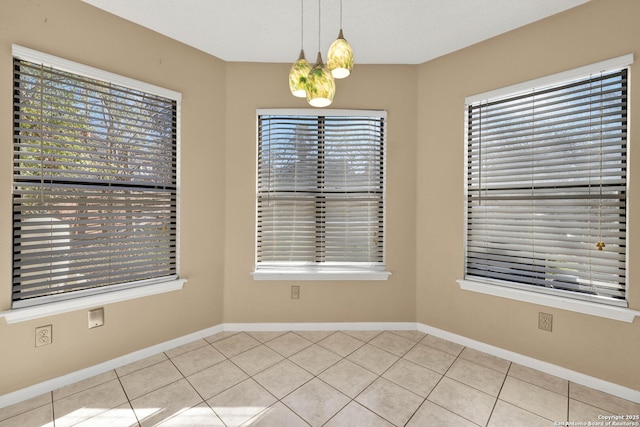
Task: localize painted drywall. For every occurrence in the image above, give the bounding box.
[2,0,638,400]
[0,0,226,395]
[416,0,640,391]
[223,62,418,323]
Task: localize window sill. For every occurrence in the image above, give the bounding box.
[252,270,391,281]
[457,279,640,323]
[0,279,186,324]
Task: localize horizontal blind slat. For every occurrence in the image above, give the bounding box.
[465,68,627,304]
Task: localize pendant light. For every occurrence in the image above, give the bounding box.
[306,0,335,107]
[327,0,353,79]
[289,0,310,97]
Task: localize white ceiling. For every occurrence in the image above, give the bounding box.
[82,0,590,65]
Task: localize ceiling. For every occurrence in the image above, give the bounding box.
[82,0,590,65]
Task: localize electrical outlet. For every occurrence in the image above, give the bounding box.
[538,312,553,332]
[35,325,52,347]
[291,285,300,299]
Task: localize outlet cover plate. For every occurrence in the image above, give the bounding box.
[35,325,52,347]
[538,312,553,332]
[88,308,104,328]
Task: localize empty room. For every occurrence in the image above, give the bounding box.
[0,0,639,425]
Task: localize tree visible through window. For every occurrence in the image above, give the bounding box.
[12,47,180,307]
[255,110,386,274]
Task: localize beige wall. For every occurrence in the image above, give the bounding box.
[416,0,640,391]
[223,63,418,323]
[1,0,638,398]
[0,0,226,394]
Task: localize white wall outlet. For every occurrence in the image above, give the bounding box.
[538,312,553,332]
[35,325,52,347]
[291,285,300,299]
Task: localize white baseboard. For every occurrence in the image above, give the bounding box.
[1,321,638,410]
[0,324,224,410]
[416,323,640,404]
[222,321,417,332]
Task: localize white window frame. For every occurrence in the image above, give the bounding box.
[1,45,185,323]
[458,54,640,323]
[252,109,391,281]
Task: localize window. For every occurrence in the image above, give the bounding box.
[253,109,389,280]
[464,56,631,308]
[11,46,181,308]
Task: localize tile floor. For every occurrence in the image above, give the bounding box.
[1,330,638,426]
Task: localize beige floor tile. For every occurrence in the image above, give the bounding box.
[569,398,615,422]
[446,358,507,396]
[164,339,209,358]
[170,344,226,377]
[488,400,555,427]
[282,378,350,426]
[292,330,334,342]
[155,402,224,426]
[130,378,202,427]
[420,335,464,356]
[187,360,248,401]
[73,403,139,427]
[208,379,276,427]
[119,360,183,400]
[318,359,378,398]
[390,330,427,342]
[499,376,567,421]
[253,360,313,399]
[115,352,168,377]
[382,358,442,398]
[0,404,53,427]
[369,331,417,356]
[53,370,118,401]
[288,344,342,375]
[407,400,477,427]
[355,377,424,426]
[242,401,308,427]
[10,329,638,427]
[53,379,129,427]
[204,331,239,344]
[0,393,51,422]
[347,344,399,375]
[342,330,383,342]
[317,331,365,357]
[325,401,394,427]
[459,348,511,373]
[230,344,284,376]
[428,377,496,426]
[264,332,313,357]
[569,382,640,415]
[211,332,260,358]
[247,331,287,343]
[508,363,568,396]
[403,343,456,374]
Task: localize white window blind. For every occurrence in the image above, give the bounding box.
[256,109,386,273]
[465,65,628,307]
[12,47,180,308]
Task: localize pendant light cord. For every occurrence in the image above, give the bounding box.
[340,0,343,29]
[300,0,304,49]
[318,0,321,53]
